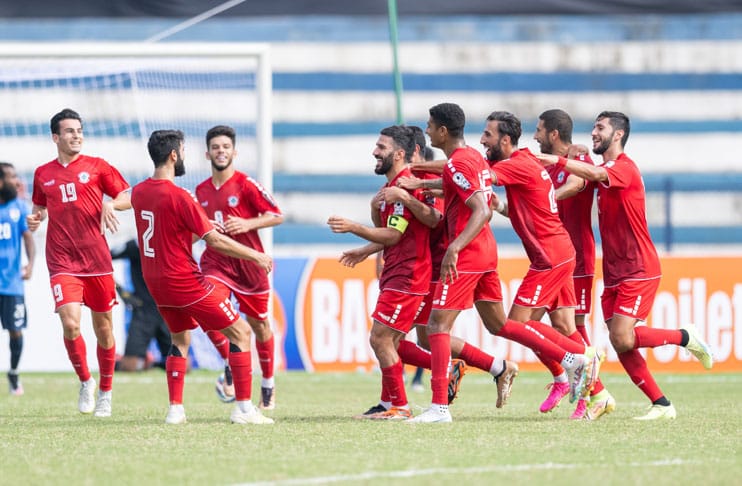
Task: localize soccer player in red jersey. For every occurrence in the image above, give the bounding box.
[406,103,592,424]
[481,110,603,418]
[131,129,273,425]
[328,125,439,420]
[27,108,130,417]
[534,109,615,420]
[196,125,283,410]
[537,111,714,420]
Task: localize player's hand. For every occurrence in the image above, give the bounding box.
[534,153,559,166]
[254,252,273,274]
[327,215,354,234]
[339,247,371,268]
[371,190,384,211]
[424,188,444,199]
[567,144,589,159]
[100,200,120,234]
[379,186,409,204]
[210,219,226,233]
[223,215,252,235]
[21,264,32,280]
[440,247,460,285]
[397,176,423,190]
[26,211,42,232]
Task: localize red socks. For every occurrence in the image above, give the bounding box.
[229,350,253,401]
[576,325,591,345]
[256,336,275,379]
[617,349,664,402]
[64,335,91,382]
[381,360,407,407]
[397,340,432,369]
[633,326,683,349]
[428,332,451,405]
[166,355,187,404]
[206,330,230,360]
[458,342,495,373]
[498,320,567,363]
[96,344,116,392]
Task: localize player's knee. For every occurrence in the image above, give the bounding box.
[609,331,633,353]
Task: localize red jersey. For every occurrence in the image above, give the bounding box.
[196,171,281,295]
[131,178,215,307]
[597,153,661,287]
[441,146,498,273]
[31,155,129,276]
[377,167,431,294]
[546,153,596,277]
[490,148,575,270]
[413,171,446,279]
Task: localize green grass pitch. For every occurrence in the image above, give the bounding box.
[0,370,739,485]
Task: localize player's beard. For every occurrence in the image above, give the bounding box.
[174,154,186,177]
[593,133,612,155]
[538,138,553,155]
[374,153,393,175]
[210,157,232,172]
[486,144,504,163]
[0,183,17,202]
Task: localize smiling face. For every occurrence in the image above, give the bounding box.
[53,118,83,158]
[480,119,505,162]
[591,117,617,155]
[372,134,397,175]
[533,118,554,154]
[207,134,236,172]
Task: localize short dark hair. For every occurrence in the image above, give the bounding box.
[147,130,184,167]
[422,146,434,161]
[539,109,573,144]
[429,103,465,138]
[486,111,522,145]
[206,125,236,148]
[0,161,13,177]
[380,125,416,163]
[597,111,631,147]
[404,125,427,153]
[50,108,82,135]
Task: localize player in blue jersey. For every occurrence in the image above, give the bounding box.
[0,162,36,395]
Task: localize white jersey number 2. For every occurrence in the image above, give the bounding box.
[140,210,155,258]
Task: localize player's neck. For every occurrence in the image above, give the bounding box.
[152,166,174,181]
[442,138,466,158]
[601,146,623,163]
[552,143,569,157]
[57,152,80,166]
[211,166,235,188]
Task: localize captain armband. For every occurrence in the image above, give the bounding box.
[387,214,409,233]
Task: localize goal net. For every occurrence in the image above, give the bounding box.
[0,42,272,195]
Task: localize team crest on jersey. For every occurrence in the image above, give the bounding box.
[453,172,471,190]
[228,195,239,207]
[9,208,20,222]
[393,201,404,215]
[557,171,566,183]
[78,172,90,183]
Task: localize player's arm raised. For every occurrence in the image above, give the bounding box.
[202,230,272,273]
[327,215,403,246]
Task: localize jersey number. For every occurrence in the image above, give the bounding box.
[548,185,558,213]
[58,183,77,203]
[52,283,63,303]
[213,210,224,225]
[140,210,155,258]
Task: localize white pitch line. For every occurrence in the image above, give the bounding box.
[235,458,689,486]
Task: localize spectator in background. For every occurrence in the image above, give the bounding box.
[111,238,171,371]
[0,162,36,395]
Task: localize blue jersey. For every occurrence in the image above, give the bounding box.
[0,199,29,296]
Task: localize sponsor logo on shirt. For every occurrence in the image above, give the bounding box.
[44,179,55,186]
[393,201,404,215]
[453,172,471,190]
[228,195,239,207]
[78,171,90,183]
[201,201,208,207]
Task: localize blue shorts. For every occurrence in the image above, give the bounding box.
[0,294,27,331]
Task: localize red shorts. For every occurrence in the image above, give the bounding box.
[413,281,438,326]
[601,278,661,322]
[574,275,594,315]
[50,274,117,312]
[513,260,576,313]
[372,289,426,334]
[206,277,269,321]
[432,270,503,311]
[158,284,240,334]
